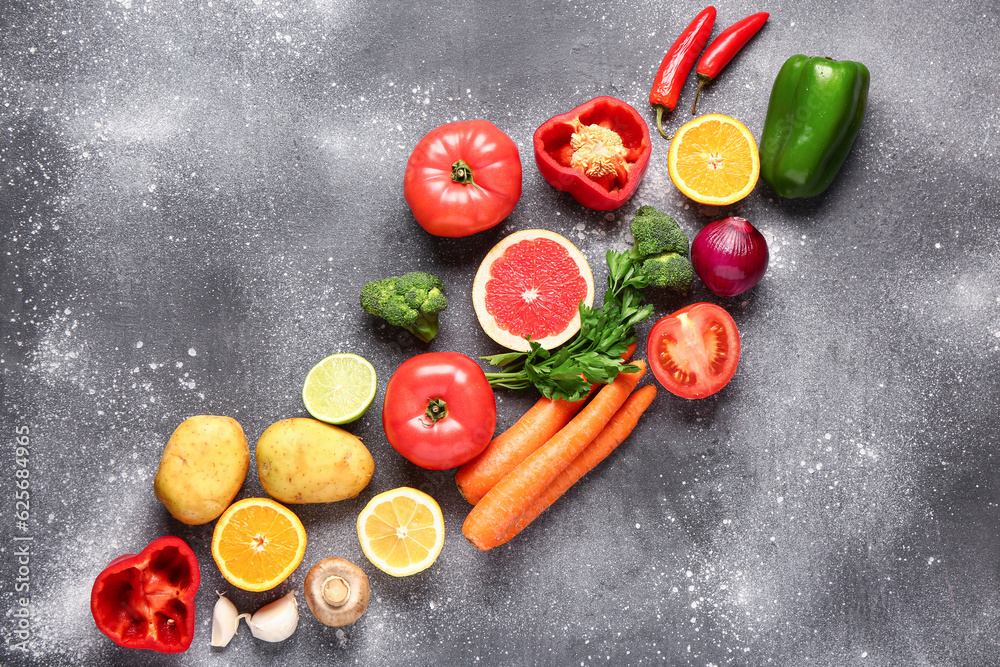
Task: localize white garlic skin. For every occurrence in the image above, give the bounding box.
[246,591,299,643]
[210,595,242,647]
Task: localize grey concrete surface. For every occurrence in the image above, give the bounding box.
[2,0,999,664]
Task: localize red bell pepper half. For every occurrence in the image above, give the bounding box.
[90,535,200,653]
[533,96,652,211]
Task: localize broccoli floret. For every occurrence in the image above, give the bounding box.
[360,271,448,342]
[640,252,694,291]
[628,205,693,293]
[630,205,689,258]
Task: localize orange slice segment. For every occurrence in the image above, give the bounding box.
[211,497,307,592]
[357,487,445,577]
[667,113,760,206]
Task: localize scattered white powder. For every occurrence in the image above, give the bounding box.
[3,0,998,664]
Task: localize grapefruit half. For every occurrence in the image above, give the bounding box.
[472,229,595,352]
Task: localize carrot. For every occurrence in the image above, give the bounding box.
[456,344,636,505]
[462,360,646,551]
[494,384,657,547]
[455,394,590,505]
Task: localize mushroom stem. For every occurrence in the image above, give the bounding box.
[322,576,351,607]
[304,557,370,627]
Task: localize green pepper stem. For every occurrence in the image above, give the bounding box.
[422,398,448,427]
[451,160,475,185]
[655,106,671,141]
[691,74,711,116]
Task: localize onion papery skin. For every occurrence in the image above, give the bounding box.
[690,217,769,297]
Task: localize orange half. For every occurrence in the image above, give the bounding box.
[211,497,307,592]
[667,113,759,206]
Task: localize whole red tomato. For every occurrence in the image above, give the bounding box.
[403,120,522,238]
[382,352,497,470]
[646,302,741,399]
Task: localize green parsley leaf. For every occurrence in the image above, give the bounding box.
[482,250,652,401]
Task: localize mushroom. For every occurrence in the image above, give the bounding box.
[303,557,370,627]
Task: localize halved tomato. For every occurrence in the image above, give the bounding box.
[646,302,740,399]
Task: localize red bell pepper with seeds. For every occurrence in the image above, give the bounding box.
[533,96,652,211]
[90,535,200,653]
[649,6,716,139]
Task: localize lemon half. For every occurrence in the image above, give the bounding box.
[357,487,445,577]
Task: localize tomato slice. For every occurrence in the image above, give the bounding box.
[645,302,740,399]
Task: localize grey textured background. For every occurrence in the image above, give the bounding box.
[2,0,999,665]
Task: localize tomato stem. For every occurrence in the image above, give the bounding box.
[422,398,448,427]
[451,159,475,185]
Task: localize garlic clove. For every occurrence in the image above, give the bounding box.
[246,591,299,643]
[210,593,243,647]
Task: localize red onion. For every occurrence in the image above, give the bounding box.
[690,216,769,297]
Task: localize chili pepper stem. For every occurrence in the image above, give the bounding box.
[691,74,711,115]
[655,106,671,141]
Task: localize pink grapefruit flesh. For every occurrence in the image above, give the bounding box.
[472,229,595,352]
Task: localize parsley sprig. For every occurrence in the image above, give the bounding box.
[482,250,654,401]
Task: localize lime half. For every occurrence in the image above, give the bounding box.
[302,353,377,424]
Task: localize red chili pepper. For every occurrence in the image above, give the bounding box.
[91,536,200,653]
[649,6,716,140]
[533,96,652,211]
[691,12,769,115]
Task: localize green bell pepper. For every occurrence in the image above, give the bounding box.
[759,55,870,199]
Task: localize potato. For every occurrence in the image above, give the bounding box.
[256,418,374,504]
[154,415,250,525]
